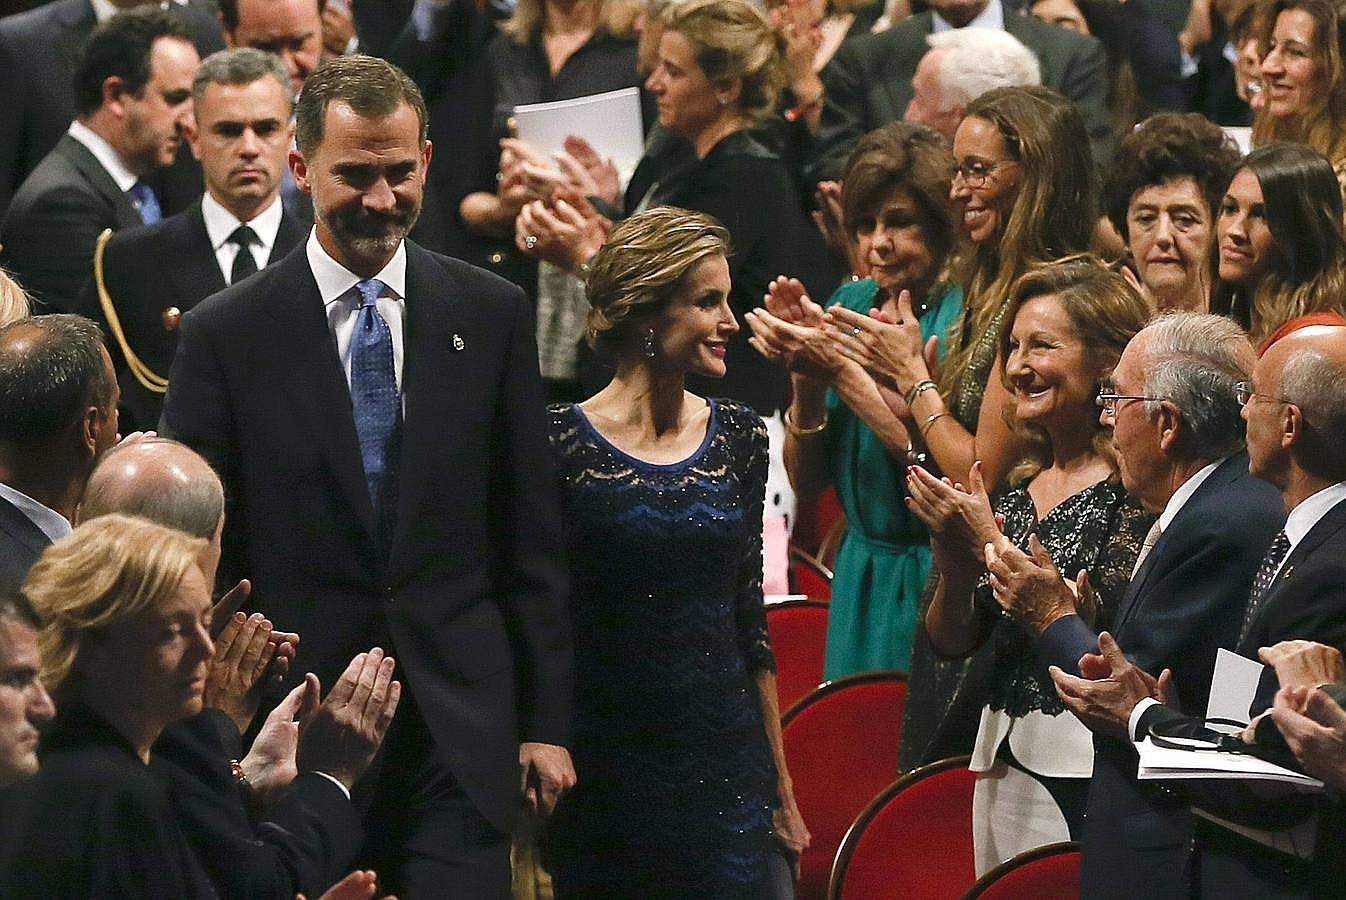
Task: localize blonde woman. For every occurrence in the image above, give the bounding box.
[544,207,807,898]
[0,268,30,326]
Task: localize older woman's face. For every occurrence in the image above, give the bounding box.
[1218,167,1278,288]
[645,31,724,144]
[1003,293,1097,432]
[1260,8,1325,118]
[1127,176,1212,310]
[80,564,214,730]
[854,188,939,298]
[950,115,1022,245]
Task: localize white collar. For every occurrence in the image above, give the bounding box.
[201,192,284,253]
[67,120,138,192]
[932,0,1003,33]
[305,229,408,306]
[0,482,71,544]
[89,0,118,23]
[1284,482,1346,548]
[1158,455,1230,532]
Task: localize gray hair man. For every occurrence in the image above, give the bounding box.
[904,27,1041,140]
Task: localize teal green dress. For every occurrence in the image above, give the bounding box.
[821,278,963,678]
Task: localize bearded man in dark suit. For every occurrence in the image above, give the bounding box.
[162,54,573,899]
[83,47,307,434]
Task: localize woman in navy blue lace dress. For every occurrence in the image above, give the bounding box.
[542,207,809,899]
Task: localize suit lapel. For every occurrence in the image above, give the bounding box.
[264,248,378,542]
[58,135,142,228]
[1241,497,1346,644]
[270,210,306,264]
[0,494,52,560]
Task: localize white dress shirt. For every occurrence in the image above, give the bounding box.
[0,482,71,543]
[67,120,137,193]
[932,0,1003,32]
[306,229,407,391]
[201,192,283,284]
[1275,481,1346,580]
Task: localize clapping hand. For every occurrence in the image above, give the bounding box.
[905,461,1002,559]
[515,189,611,273]
[1259,640,1346,690]
[297,648,402,791]
[1267,685,1346,790]
[746,278,848,380]
[825,292,938,396]
[1050,632,1172,740]
[984,534,1085,636]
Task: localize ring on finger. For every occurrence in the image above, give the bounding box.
[525,234,539,249]
[849,326,862,337]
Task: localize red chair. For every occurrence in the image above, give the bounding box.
[788,546,833,600]
[827,756,976,900]
[782,671,907,900]
[765,599,829,713]
[964,841,1081,900]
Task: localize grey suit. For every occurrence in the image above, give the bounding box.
[808,10,1114,181]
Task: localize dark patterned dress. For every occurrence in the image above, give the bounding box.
[542,399,780,899]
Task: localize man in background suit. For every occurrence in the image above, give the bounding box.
[84,47,306,434]
[0,595,55,787]
[0,0,223,220]
[0,9,199,313]
[986,312,1285,898]
[1045,324,1346,895]
[0,315,119,595]
[162,55,573,898]
[808,0,1113,181]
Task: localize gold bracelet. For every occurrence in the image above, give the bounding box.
[920,411,951,438]
[784,408,828,436]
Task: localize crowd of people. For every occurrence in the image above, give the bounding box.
[1,0,1346,895]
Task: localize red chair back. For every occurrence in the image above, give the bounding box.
[782,671,907,900]
[788,547,833,600]
[964,841,1081,900]
[828,756,976,900]
[766,600,829,713]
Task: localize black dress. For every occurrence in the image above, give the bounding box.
[543,399,781,899]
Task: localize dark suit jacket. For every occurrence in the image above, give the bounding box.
[1036,454,1286,899]
[155,711,364,899]
[0,133,145,312]
[161,240,571,833]
[78,199,306,434]
[809,10,1114,181]
[1125,0,1250,127]
[0,493,49,595]
[1132,494,1346,896]
[0,0,224,220]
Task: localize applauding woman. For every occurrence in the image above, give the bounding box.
[908,258,1153,874]
[544,207,807,898]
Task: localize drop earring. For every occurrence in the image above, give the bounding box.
[644,327,656,358]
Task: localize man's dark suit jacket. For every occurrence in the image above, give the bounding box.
[1129,493,1346,896]
[0,133,145,313]
[155,710,364,899]
[0,493,49,595]
[78,199,307,434]
[161,239,571,834]
[808,9,1114,181]
[1036,454,1285,899]
[0,0,224,220]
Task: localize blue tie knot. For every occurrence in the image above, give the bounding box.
[356,278,385,310]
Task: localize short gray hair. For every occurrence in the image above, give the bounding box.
[192,47,293,111]
[1140,312,1253,462]
[1281,348,1346,477]
[927,28,1041,112]
[81,438,224,541]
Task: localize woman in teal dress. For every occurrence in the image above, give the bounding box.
[747,121,961,675]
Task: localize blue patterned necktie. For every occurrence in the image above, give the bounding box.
[127,180,162,225]
[1239,530,1291,644]
[350,278,400,517]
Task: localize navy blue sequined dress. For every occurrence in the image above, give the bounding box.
[543,399,780,899]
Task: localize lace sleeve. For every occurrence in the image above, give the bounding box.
[734,406,776,674]
[1089,493,1156,632]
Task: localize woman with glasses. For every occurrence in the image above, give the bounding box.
[1104,113,1242,313]
[1211,142,1346,348]
[907,257,1154,874]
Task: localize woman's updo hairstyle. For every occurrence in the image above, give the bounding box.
[659,0,789,122]
[584,206,730,357]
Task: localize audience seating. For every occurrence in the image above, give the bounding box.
[781,670,908,900]
[964,841,1081,900]
[765,598,829,713]
[788,545,834,599]
[827,756,976,900]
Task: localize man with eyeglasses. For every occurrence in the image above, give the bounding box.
[979,312,1284,898]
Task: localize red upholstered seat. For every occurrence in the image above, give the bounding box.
[781,671,907,900]
[827,756,976,900]
[765,599,829,713]
[965,841,1081,900]
[788,547,833,600]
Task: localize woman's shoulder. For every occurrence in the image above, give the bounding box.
[826,277,881,312]
[708,399,768,450]
[546,402,585,444]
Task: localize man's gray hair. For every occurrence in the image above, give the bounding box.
[1141,312,1253,462]
[927,28,1041,112]
[81,438,224,540]
[1281,348,1346,475]
[192,47,293,111]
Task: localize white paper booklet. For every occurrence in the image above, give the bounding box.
[513,87,645,185]
[1136,737,1324,789]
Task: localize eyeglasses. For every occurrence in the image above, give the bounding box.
[951,158,1017,189]
[1234,381,1294,407]
[1096,388,1164,415]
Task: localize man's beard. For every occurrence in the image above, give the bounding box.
[320,202,421,257]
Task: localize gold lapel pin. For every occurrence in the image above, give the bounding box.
[452,333,465,351]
